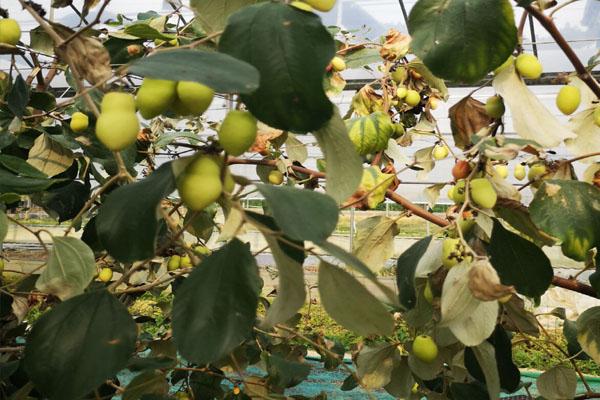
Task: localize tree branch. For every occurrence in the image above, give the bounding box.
[524,5,600,98]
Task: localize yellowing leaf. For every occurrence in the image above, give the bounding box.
[27,134,74,177]
[493,65,575,147]
[359,167,395,209]
[565,108,600,163]
[353,216,398,273]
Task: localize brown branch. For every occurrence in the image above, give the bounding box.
[227,157,326,179]
[385,189,449,227]
[552,276,597,298]
[525,5,600,98]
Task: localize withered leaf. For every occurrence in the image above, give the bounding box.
[449,96,492,150]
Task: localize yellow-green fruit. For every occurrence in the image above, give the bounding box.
[561,231,593,262]
[393,123,405,138]
[412,335,438,363]
[167,255,181,271]
[223,169,235,193]
[186,155,222,177]
[495,164,508,179]
[485,95,505,118]
[218,111,258,156]
[331,56,346,72]
[98,267,113,282]
[0,19,21,46]
[178,173,222,211]
[442,238,464,269]
[268,170,284,185]
[70,112,89,132]
[136,78,177,119]
[290,1,314,11]
[303,0,336,12]
[432,144,449,160]
[95,111,140,151]
[470,178,497,209]
[391,68,408,84]
[101,92,136,113]
[514,164,526,181]
[404,90,421,107]
[412,383,419,394]
[458,217,476,234]
[180,255,193,268]
[396,87,407,99]
[528,163,547,181]
[447,186,456,202]
[594,107,600,127]
[515,53,543,79]
[194,245,211,256]
[423,282,433,304]
[556,86,581,115]
[429,97,439,110]
[346,112,395,155]
[176,81,214,116]
[453,180,466,203]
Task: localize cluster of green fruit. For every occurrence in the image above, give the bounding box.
[136,78,214,119]
[167,245,211,271]
[177,155,235,211]
[0,18,21,46]
[290,0,336,12]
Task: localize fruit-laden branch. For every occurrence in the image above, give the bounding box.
[525,5,600,98]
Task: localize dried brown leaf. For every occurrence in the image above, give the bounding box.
[449,96,492,150]
[468,260,514,301]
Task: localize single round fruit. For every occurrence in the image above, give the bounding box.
[447,186,456,202]
[0,19,21,46]
[594,107,600,127]
[442,238,464,269]
[186,155,222,177]
[167,255,181,271]
[98,267,113,282]
[412,335,438,363]
[391,68,408,84]
[412,383,419,394]
[304,0,336,12]
[556,85,581,115]
[218,110,258,156]
[223,169,236,193]
[514,164,526,181]
[515,53,543,79]
[452,160,471,181]
[429,97,439,110]
[392,123,405,138]
[453,180,467,203]
[70,112,89,132]
[396,87,407,99]
[268,170,284,185]
[470,178,497,209]
[178,173,222,211]
[458,214,476,234]
[432,144,449,160]
[330,56,346,72]
[404,90,421,107]
[485,95,505,119]
[290,1,314,11]
[495,164,508,179]
[101,92,136,113]
[528,163,547,181]
[194,245,211,256]
[127,44,143,56]
[136,78,177,119]
[95,111,140,151]
[423,282,433,304]
[561,231,593,262]
[180,255,193,268]
[346,112,395,155]
[176,81,214,116]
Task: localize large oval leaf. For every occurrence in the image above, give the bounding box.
[96,163,176,263]
[219,3,335,132]
[577,306,600,364]
[128,49,259,94]
[24,290,137,400]
[172,239,261,364]
[318,262,394,337]
[408,0,517,82]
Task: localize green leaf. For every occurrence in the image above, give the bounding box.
[29,26,55,55]
[384,356,414,398]
[7,75,30,118]
[256,184,338,243]
[219,3,335,132]
[172,239,261,364]
[0,167,57,195]
[0,209,7,244]
[564,319,587,359]
[494,200,555,247]
[450,383,489,399]
[313,108,362,204]
[128,50,259,94]
[356,344,397,390]
[122,371,169,400]
[24,290,137,400]
[353,216,398,273]
[127,356,177,371]
[265,354,311,390]
[318,262,394,337]
[246,212,306,328]
[577,306,600,364]
[488,220,553,298]
[96,163,176,263]
[190,0,264,34]
[530,180,600,252]
[465,342,500,400]
[344,48,381,69]
[408,0,517,82]
[0,154,47,178]
[537,365,577,400]
[123,24,174,41]
[32,181,90,223]
[29,91,56,111]
[396,236,432,310]
[36,237,96,300]
[184,205,217,242]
